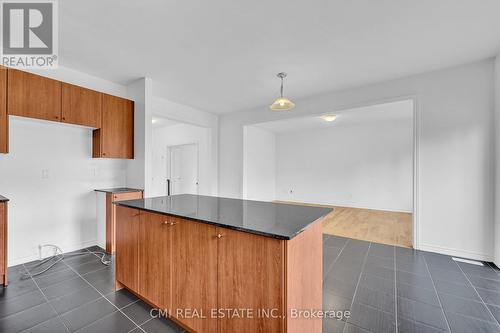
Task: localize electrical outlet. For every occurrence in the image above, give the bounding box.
[41,169,49,179]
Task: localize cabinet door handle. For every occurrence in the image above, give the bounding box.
[217,233,224,239]
[169,221,177,226]
[162,221,169,225]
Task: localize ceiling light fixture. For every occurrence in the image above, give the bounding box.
[321,114,337,122]
[270,72,295,111]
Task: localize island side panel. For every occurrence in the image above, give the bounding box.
[285,219,323,333]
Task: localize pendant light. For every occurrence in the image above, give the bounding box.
[270,72,295,111]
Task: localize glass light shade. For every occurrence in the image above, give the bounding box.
[270,97,295,111]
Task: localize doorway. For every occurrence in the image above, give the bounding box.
[167,143,199,195]
[243,99,416,248]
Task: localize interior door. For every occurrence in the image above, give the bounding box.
[168,144,198,195]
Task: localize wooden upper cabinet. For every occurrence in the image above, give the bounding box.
[0,67,7,154]
[115,206,140,291]
[93,94,134,159]
[61,83,102,127]
[7,69,61,122]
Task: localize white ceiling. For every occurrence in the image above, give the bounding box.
[60,0,500,114]
[254,100,413,133]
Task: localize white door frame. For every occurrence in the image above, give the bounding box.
[166,142,200,196]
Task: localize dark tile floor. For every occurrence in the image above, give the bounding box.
[1,237,500,332]
[0,247,185,333]
[323,234,500,333]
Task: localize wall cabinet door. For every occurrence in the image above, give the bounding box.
[171,218,218,332]
[217,228,284,333]
[7,69,61,122]
[93,94,134,159]
[0,67,7,153]
[115,206,140,291]
[138,211,169,308]
[61,83,102,127]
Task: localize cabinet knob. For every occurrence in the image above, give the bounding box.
[162,221,169,225]
[217,233,224,239]
[169,221,177,226]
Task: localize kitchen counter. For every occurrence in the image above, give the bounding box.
[115,194,331,240]
[94,188,143,194]
[0,195,8,202]
[114,194,325,332]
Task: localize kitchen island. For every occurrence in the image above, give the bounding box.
[114,194,331,333]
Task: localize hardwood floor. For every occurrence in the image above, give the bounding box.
[275,201,412,248]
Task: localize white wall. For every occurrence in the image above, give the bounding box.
[151,123,214,197]
[274,112,413,212]
[495,55,500,265]
[126,78,153,196]
[219,59,495,261]
[1,118,126,265]
[243,126,276,201]
[0,67,131,266]
[152,96,219,196]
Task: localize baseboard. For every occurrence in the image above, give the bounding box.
[274,199,413,214]
[418,242,493,262]
[8,239,99,267]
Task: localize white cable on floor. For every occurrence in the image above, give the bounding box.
[22,244,111,278]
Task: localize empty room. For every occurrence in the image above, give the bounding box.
[1,1,500,333]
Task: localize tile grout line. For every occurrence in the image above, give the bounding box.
[54,249,147,333]
[421,255,452,332]
[62,261,147,333]
[393,246,398,333]
[21,261,72,333]
[324,238,350,276]
[454,261,500,327]
[341,240,372,333]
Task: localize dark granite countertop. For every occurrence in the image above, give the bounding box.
[0,195,8,202]
[95,188,143,194]
[115,194,332,240]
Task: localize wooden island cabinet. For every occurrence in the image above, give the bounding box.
[114,195,329,333]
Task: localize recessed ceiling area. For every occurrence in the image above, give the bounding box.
[151,116,180,128]
[59,1,500,113]
[253,99,413,133]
